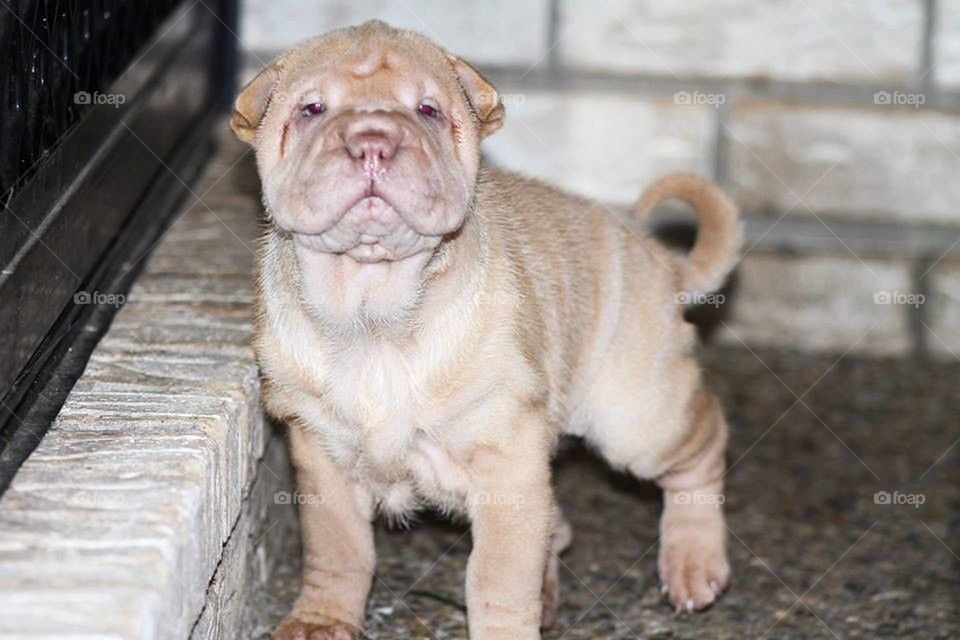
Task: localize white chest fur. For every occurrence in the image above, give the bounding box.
[275,325,490,519]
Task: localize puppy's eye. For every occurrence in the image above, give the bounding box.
[301,102,326,117]
[417,103,439,118]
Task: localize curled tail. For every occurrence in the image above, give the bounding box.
[633,173,742,296]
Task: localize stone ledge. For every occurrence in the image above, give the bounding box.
[0,132,281,639]
[190,434,295,640]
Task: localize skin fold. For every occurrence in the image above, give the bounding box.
[232,20,742,640]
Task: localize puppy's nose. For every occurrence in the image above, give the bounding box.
[345,131,399,166]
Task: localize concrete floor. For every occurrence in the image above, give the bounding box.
[251,346,960,639]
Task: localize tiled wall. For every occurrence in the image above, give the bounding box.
[239,0,960,359]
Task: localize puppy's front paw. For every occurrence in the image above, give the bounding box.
[658,528,730,613]
[271,616,358,640]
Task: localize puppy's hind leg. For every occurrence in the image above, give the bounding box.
[656,389,730,613]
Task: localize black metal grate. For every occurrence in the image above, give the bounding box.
[0,0,181,204]
[0,0,236,495]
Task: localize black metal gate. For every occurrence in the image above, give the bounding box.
[0,0,238,495]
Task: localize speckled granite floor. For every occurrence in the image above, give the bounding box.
[251,346,960,639]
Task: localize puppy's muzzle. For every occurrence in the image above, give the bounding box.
[340,113,406,179]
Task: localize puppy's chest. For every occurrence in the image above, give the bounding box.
[306,348,478,512]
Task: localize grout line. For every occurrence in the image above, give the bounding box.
[240,48,960,108]
[712,98,730,185]
[546,0,562,78]
[663,211,960,260]
[920,0,937,92]
[482,68,960,110]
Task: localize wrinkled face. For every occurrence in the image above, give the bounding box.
[232,22,504,264]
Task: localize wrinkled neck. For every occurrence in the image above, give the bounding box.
[283,207,487,342]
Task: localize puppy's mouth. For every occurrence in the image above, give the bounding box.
[291,195,441,264]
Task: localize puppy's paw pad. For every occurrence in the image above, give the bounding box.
[658,541,730,613]
[271,617,358,640]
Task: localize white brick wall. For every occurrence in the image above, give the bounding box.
[934,1,960,88]
[240,0,551,66]
[716,252,915,355]
[482,91,716,205]
[727,101,960,225]
[557,0,924,82]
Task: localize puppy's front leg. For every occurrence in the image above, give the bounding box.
[465,414,553,640]
[273,425,375,640]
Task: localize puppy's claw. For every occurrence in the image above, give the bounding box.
[671,598,694,615]
[541,563,561,629]
[540,598,558,630]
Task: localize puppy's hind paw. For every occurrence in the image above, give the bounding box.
[658,536,730,614]
[271,617,358,640]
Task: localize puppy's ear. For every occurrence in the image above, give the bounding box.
[446,54,505,139]
[231,64,281,144]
